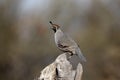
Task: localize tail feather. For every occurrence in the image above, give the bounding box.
[75,48,86,62]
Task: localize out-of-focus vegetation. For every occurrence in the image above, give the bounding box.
[0,0,120,80]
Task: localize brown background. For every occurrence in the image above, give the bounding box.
[0,0,120,80]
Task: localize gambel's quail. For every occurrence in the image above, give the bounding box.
[49,21,86,62]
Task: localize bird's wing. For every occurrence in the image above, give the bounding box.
[57,33,77,49]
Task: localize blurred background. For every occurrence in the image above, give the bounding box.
[0,0,120,80]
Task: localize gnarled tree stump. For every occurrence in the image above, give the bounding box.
[37,53,83,80]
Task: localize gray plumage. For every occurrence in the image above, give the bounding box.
[49,21,86,62]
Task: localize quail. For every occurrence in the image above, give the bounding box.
[49,21,86,62]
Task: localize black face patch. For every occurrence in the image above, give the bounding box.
[52,28,56,33]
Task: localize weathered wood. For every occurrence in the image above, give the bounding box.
[37,53,83,80]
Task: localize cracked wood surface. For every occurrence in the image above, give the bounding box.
[37,53,83,80]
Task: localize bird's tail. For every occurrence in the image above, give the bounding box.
[75,48,86,62]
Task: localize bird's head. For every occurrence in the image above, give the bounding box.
[49,21,60,32]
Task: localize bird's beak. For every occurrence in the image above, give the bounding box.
[49,21,53,25]
[49,21,55,29]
